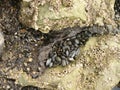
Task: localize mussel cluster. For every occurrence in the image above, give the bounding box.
[45,30,93,67]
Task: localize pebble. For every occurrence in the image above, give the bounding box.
[28,57,33,62]
[37,67,41,72]
[6,85,10,89]
[24,62,28,66]
[26,67,30,71]
[31,71,39,79]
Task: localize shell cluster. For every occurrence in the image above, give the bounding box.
[45,30,92,67]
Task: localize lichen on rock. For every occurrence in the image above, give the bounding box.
[19,0,116,33]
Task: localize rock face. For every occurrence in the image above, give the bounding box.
[19,0,116,33]
[7,34,120,90]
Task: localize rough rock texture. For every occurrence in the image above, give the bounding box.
[6,34,120,90]
[0,0,120,89]
[19,0,116,33]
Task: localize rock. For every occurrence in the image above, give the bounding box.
[19,0,116,33]
[6,34,120,90]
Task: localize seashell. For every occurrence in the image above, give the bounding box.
[67,40,72,45]
[66,38,70,41]
[51,54,57,61]
[65,50,69,56]
[69,50,76,58]
[63,41,67,46]
[62,60,66,66]
[86,31,92,37]
[62,45,70,51]
[71,36,76,39]
[46,58,52,66]
[74,44,79,47]
[76,48,80,55]
[74,39,79,44]
[62,60,69,66]
[49,51,54,57]
[55,56,61,62]
[68,58,75,61]
[49,62,53,67]
[61,56,66,59]
[76,34,81,38]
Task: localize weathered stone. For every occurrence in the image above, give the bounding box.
[19,0,116,33]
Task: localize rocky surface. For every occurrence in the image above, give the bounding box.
[0,0,120,90]
[19,0,116,33]
[5,33,120,90]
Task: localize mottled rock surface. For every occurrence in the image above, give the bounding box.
[6,34,120,90]
[19,0,116,33]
